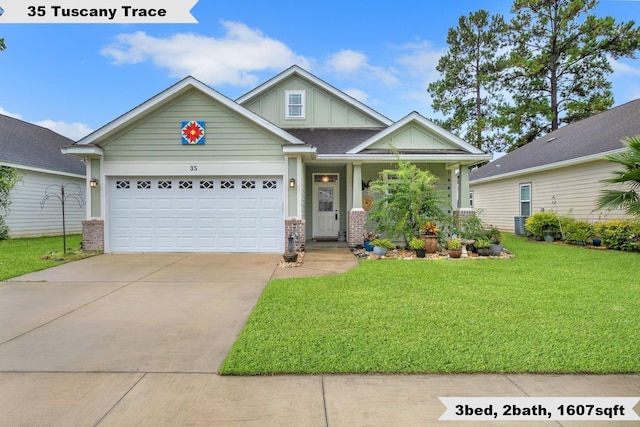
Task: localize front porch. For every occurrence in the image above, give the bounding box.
[285,160,475,252]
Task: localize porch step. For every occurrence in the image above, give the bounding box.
[313,237,339,242]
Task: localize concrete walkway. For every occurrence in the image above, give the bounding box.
[1,249,638,426]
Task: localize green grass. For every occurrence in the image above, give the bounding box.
[221,235,640,375]
[0,235,91,281]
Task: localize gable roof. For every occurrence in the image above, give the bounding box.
[285,128,383,154]
[236,65,394,127]
[75,76,307,148]
[470,98,640,183]
[0,114,85,176]
[348,112,487,155]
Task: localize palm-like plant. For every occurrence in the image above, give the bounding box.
[597,135,640,216]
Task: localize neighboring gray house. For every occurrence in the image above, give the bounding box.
[470,99,640,232]
[0,114,86,237]
[64,66,490,253]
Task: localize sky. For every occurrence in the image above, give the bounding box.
[1,0,640,141]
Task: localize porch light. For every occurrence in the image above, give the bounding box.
[90,178,99,188]
[289,178,296,188]
[322,175,329,182]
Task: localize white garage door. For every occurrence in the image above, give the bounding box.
[109,177,283,253]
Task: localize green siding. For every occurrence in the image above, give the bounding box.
[103,91,286,162]
[368,125,460,151]
[242,76,386,129]
[90,159,100,217]
[287,157,298,217]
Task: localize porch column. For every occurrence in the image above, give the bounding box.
[458,165,470,209]
[352,162,363,209]
[348,162,366,248]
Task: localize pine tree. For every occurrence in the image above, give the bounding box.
[428,10,508,153]
[502,0,640,150]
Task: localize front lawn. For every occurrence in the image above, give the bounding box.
[0,235,89,281]
[221,235,640,375]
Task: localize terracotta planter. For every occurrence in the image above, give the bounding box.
[447,249,462,258]
[421,235,438,253]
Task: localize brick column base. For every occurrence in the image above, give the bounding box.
[284,219,305,253]
[348,209,367,248]
[82,220,104,252]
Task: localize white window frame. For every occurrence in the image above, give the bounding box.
[519,183,531,216]
[285,90,306,119]
[469,190,474,208]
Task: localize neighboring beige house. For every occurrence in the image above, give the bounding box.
[0,114,85,237]
[470,99,640,233]
[64,66,490,253]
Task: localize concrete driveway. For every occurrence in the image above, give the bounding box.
[1,253,280,373]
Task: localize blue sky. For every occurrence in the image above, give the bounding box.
[1,0,639,140]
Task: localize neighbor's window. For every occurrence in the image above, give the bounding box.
[469,191,474,208]
[285,90,305,119]
[520,183,531,216]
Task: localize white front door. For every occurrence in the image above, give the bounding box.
[312,174,340,238]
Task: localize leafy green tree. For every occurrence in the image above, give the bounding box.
[428,10,508,153]
[502,0,640,150]
[0,166,22,239]
[0,38,5,51]
[597,135,640,216]
[367,158,448,245]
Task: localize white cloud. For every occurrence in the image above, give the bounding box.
[0,107,92,140]
[34,120,93,140]
[327,49,399,86]
[342,88,369,104]
[327,50,368,74]
[0,107,22,119]
[611,58,640,76]
[101,21,311,87]
[395,40,446,83]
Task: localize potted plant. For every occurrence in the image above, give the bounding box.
[363,230,378,251]
[420,221,439,253]
[487,226,503,256]
[446,237,462,258]
[409,237,426,258]
[475,238,491,256]
[371,238,395,256]
[592,233,602,247]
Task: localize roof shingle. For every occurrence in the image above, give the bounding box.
[0,114,85,176]
[470,98,640,181]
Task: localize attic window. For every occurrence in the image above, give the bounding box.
[285,90,305,119]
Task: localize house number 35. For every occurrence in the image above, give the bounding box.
[189,165,198,172]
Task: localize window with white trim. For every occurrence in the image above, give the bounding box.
[469,191,474,208]
[520,183,531,216]
[285,90,305,119]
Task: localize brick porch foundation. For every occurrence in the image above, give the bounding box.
[348,209,367,248]
[284,219,305,252]
[82,220,104,252]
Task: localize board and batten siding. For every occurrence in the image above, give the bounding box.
[243,76,386,129]
[103,91,287,162]
[6,170,85,237]
[471,159,631,232]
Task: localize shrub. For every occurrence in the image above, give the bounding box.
[564,220,593,245]
[593,220,640,252]
[371,238,396,250]
[446,238,461,250]
[524,212,561,239]
[408,237,425,250]
[486,226,502,244]
[367,156,448,245]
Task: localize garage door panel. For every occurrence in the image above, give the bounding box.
[109,177,283,252]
